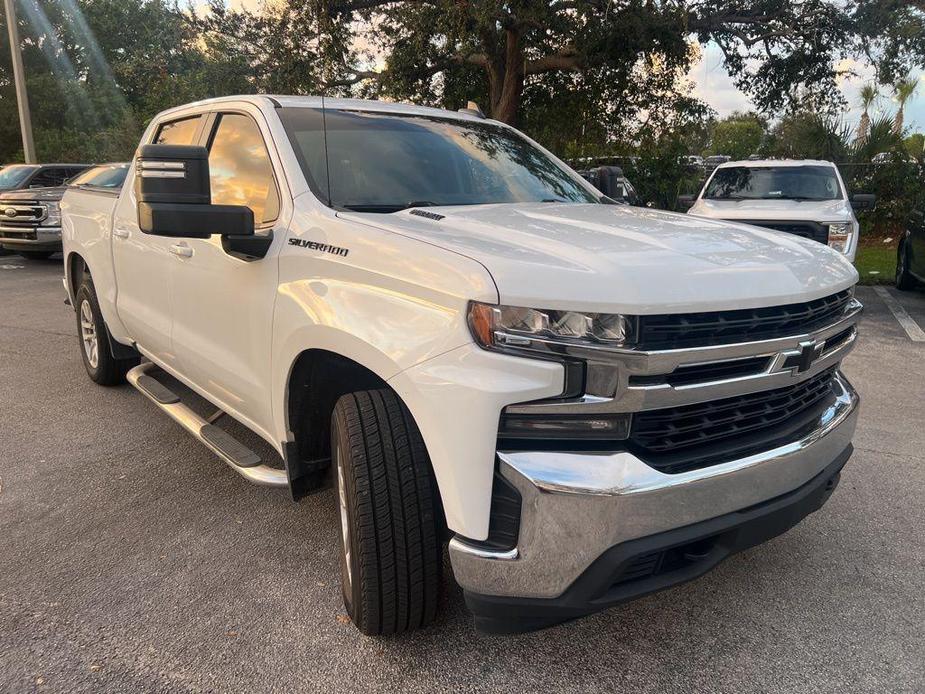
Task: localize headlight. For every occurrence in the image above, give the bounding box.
[468,302,635,353]
[44,201,61,226]
[827,222,854,254]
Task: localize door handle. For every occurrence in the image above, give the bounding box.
[113,228,130,239]
[169,243,193,258]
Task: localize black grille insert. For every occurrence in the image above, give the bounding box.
[737,219,829,244]
[637,290,852,350]
[629,368,838,474]
[630,356,771,388]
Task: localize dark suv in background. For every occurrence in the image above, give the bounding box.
[0,164,90,193]
[0,163,127,259]
[897,207,925,291]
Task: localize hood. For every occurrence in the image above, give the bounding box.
[0,186,66,202]
[690,197,854,223]
[338,203,858,314]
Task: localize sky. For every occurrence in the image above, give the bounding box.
[690,43,925,133]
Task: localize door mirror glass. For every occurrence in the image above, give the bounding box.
[134,144,255,239]
[677,194,696,210]
[850,193,876,211]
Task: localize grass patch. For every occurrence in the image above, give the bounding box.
[855,246,896,285]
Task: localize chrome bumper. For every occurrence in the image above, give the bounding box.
[0,225,62,248]
[449,371,859,600]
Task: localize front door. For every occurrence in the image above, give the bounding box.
[112,114,207,367]
[169,108,287,439]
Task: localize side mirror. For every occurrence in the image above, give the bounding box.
[851,193,876,211]
[134,144,254,239]
[677,194,696,210]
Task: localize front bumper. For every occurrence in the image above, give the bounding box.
[0,225,62,252]
[450,371,858,631]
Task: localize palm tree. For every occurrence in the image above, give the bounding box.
[892,75,919,135]
[856,83,879,144]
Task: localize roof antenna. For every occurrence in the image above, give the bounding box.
[458,101,486,118]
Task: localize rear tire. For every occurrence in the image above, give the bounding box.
[331,389,443,635]
[18,250,53,260]
[896,239,917,291]
[75,278,137,385]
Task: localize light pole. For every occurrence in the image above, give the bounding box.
[3,0,36,163]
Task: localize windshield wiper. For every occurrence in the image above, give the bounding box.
[341,201,442,213]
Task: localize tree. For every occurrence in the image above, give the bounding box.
[855,83,879,144]
[0,0,239,162]
[766,110,852,162]
[891,75,919,135]
[256,0,925,127]
[708,112,767,160]
[904,133,925,159]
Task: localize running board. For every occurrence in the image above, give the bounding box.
[127,362,287,488]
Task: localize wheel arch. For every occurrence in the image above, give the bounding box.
[281,347,445,528]
[65,250,88,303]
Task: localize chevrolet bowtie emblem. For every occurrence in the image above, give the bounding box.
[779,340,825,374]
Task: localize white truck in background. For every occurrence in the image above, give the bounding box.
[61,96,861,634]
[680,159,876,262]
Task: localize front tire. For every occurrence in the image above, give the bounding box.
[75,279,136,385]
[331,389,443,635]
[896,239,917,291]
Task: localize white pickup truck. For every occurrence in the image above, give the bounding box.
[679,159,876,262]
[61,96,862,635]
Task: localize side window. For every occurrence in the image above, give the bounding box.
[153,116,202,146]
[207,113,280,225]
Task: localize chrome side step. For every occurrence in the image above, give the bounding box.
[126,362,287,487]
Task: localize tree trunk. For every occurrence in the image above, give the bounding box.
[486,28,524,125]
[893,107,904,136]
[856,111,870,143]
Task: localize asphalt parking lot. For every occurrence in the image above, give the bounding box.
[1,255,923,694]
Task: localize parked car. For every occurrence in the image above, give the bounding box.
[575,165,640,204]
[896,207,925,290]
[679,159,875,262]
[682,154,704,168]
[0,163,128,259]
[62,96,860,635]
[703,154,731,171]
[0,163,90,192]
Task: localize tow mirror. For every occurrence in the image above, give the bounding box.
[677,194,696,210]
[134,144,254,239]
[850,193,876,211]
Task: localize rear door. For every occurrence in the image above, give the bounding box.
[111,113,208,367]
[168,107,288,437]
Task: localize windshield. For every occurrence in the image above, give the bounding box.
[0,165,36,190]
[279,108,599,212]
[704,165,843,201]
[69,164,129,189]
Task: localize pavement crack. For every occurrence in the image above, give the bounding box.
[854,445,923,461]
[0,323,73,338]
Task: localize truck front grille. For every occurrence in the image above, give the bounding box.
[629,367,838,474]
[637,290,852,350]
[736,219,829,245]
[0,202,46,226]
